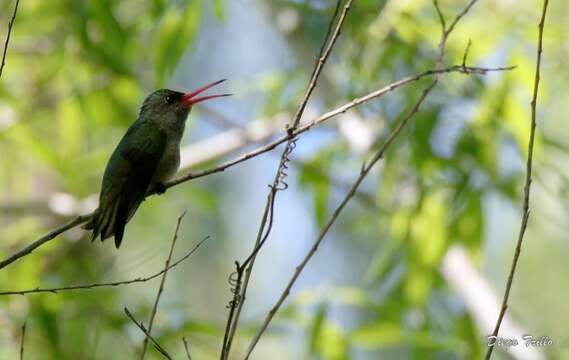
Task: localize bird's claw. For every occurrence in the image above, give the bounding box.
[153,182,167,195]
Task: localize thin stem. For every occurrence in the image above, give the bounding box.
[124,308,172,360]
[244,81,438,359]
[182,337,192,360]
[484,0,549,359]
[243,1,482,356]
[220,2,353,358]
[140,212,186,359]
[0,236,208,296]
[0,0,20,79]
[19,322,26,360]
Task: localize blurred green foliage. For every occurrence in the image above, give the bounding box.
[1,0,569,359]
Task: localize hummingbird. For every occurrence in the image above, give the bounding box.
[84,79,230,248]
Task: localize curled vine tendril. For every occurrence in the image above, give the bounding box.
[275,130,298,191]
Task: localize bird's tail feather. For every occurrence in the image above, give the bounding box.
[83,199,121,244]
[83,195,142,248]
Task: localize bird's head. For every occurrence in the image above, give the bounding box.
[140,79,230,125]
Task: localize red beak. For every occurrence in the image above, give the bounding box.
[180,79,231,107]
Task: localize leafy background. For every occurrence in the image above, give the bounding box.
[1,0,568,359]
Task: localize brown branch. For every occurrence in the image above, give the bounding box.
[433,0,477,71]
[124,307,172,360]
[0,236,208,296]
[0,0,20,79]
[140,212,186,360]
[243,1,481,356]
[182,337,192,360]
[0,64,513,272]
[19,322,26,360]
[220,1,351,358]
[485,0,549,359]
[244,80,438,359]
[0,214,92,270]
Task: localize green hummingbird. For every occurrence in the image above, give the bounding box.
[84,79,230,248]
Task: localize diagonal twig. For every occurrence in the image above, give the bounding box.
[244,80,438,359]
[220,1,352,358]
[485,0,549,359]
[19,322,26,360]
[0,0,20,79]
[0,236,208,296]
[124,307,172,360]
[140,212,186,360]
[182,337,192,360]
[243,0,482,356]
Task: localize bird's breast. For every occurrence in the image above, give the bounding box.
[152,140,181,184]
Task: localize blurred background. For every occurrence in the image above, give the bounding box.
[0,0,567,359]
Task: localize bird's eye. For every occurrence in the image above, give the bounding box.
[165,96,174,104]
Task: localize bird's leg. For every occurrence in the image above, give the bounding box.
[151,182,168,195]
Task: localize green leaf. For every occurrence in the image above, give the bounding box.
[154,0,203,86]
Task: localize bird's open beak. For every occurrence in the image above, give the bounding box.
[180,79,231,107]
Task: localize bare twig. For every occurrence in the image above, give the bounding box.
[0,236,208,296]
[182,337,192,360]
[244,81,438,359]
[0,0,20,79]
[124,307,172,360]
[243,1,482,356]
[19,322,26,360]
[461,39,473,70]
[220,1,352,358]
[140,212,186,360]
[442,245,544,360]
[160,66,512,189]
[433,0,477,71]
[0,214,91,270]
[485,1,549,359]
[0,64,513,272]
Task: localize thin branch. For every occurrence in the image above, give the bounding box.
[19,322,26,360]
[290,0,344,129]
[140,212,186,360]
[124,307,172,360]
[243,81,438,359]
[433,0,477,72]
[201,109,380,209]
[243,1,481,356]
[485,0,549,359]
[0,0,20,79]
[0,64,513,272]
[163,65,512,188]
[461,39,473,70]
[0,236,208,296]
[220,1,352,358]
[182,337,193,360]
[446,0,477,36]
[433,0,447,34]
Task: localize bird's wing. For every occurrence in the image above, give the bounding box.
[89,121,167,248]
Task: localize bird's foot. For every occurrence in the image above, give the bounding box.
[152,182,167,195]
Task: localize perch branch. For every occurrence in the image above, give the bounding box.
[0,64,513,272]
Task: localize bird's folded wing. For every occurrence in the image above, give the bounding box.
[95,122,167,247]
